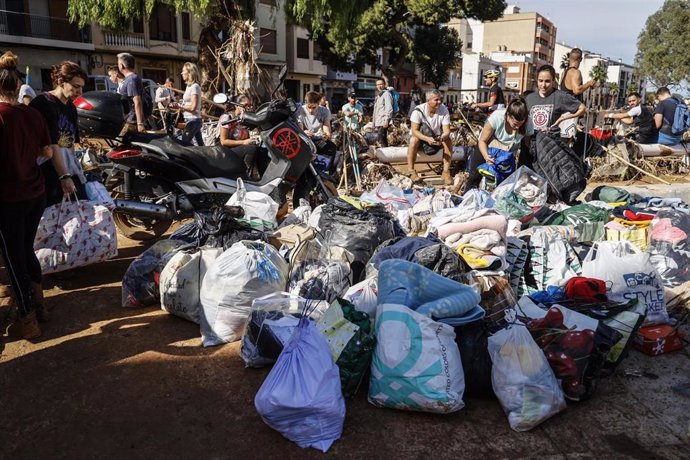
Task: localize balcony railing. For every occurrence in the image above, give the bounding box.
[0,9,90,43]
[104,31,146,48]
[182,39,197,53]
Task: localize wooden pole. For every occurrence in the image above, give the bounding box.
[603,146,671,185]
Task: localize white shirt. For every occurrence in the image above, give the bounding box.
[182,83,202,120]
[17,84,36,103]
[627,105,642,117]
[410,102,451,136]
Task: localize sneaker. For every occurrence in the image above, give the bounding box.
[7,311,41,340]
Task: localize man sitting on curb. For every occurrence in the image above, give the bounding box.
[407,89,453,185]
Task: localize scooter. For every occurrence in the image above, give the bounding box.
[75,65,335,240]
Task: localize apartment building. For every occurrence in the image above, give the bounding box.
[0,0,93,91]
[89,3,200,87]
[285,24,327,101]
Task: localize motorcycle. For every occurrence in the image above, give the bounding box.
[75,65,335,240]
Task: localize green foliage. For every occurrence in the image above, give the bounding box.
[284,0,506,74]
[413,25,462,88]
[67,0,254,30]
[589,64,608,83]
[560,53,569,71]
[634,0,690,87]
[607,82,619,95]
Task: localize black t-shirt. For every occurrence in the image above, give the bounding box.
[489,84,505,107]
[526,90,582,133]
[634,105,657,144]
[0,103,51,202]
[653,98,678,135]
[559,67,584,102]
[29,93,80,148]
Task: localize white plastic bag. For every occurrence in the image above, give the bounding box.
[84,181,115,209]
[343,278,378,318]
[255,317,345,452]
[360,179,412,212]
[368,303,465,413]
[159,248,222,324]
[582,240,668,325]
[488,318,566,432]
[200,241,288,347]
[225,178,279,231]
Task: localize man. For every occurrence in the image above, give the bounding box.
[407,89,453,185]
[604,92,657,144]
[471,69,505,111]
[559,48,598,139]
[653,87,683,146]
[373,78,393,147]
[116,53,146,133]
[341,91,364,131]
[297,91,335,156]
[155,77,176,133]
[107,65,124,93]
[319,94,331,114]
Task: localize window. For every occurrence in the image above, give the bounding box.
[313,41,322,61]
[149,3,177,42]
[302,84,310,98]
[297,38,309,59]
[259,0,277,5]
[260,28,277,54]
[182,12,191,40]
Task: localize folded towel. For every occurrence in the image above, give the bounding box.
[438,214,508,240]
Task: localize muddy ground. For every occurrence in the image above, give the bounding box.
[3,188,690,458]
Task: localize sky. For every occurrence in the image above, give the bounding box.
[513,0,665,64]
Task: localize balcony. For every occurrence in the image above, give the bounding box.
[104,31,146,49]
[0,9,90,44]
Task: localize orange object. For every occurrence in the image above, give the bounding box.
[633,325,684,356]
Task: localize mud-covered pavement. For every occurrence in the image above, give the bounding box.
[1,234,690,459]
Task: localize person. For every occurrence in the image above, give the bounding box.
[471,69,505,112]
[107,65,125,93]
[17,74,35,105]
[559,48,597,138]
[604,92,657,144]
[319,94,330,114]
[653,87,683,146]
[0,51,54,339]
[30,60,88,207]
[408,85,423,116]
[373,78,393,147]
[170,62,204,146]
[522,65,585,167]
[341,91,364,131]
[116,53,146,134]
[407,89,453,185]
[218,94,259,178]
[297,91,335,156]
[155,77,176,133]
[466,98,531,191]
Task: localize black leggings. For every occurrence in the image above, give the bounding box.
[465,147,485,191]
[0,194,46,316]
[377,126,388,147]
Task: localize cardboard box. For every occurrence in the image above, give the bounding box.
[633,325,684,356]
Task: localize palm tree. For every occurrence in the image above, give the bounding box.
[607,82,620,108]
[589,64,608,109]
[560,53,569,71]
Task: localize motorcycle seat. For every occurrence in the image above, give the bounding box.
[149,138,247,177]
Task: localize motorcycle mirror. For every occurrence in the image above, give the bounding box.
[213,93,228,104]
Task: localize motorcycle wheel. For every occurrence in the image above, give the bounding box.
[112,178,174,241]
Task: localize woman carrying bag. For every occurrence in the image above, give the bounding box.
[29,60,88,207]
[171,62,204,146]
[0,51,53,339]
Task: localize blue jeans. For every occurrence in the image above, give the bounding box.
[657,131,682,146]
[180,118,204,146]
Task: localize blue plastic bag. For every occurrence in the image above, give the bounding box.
[254,317,345,452]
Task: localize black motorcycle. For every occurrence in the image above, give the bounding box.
[75,66,335,240]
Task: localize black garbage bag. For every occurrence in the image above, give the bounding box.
[318,198,403,282]
[121,239,188,308]
[454,320,494,399]
[414,243,469,282]
[241,309,302,368]
[169,205,265,249]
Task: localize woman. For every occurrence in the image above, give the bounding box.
[29,60,88,206]
[172,62,203,146]
[466,98,530,191]
[520,64,585,168]
[218,94,259,177]
[0,51,53,339]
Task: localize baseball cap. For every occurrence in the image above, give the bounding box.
[347,91,357,98]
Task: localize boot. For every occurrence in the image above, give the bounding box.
[31,282,49,323]
[7,311,41,340]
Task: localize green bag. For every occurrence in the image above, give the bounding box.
[544,203,611,242]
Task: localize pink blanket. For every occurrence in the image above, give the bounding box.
[438,214,508,240]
